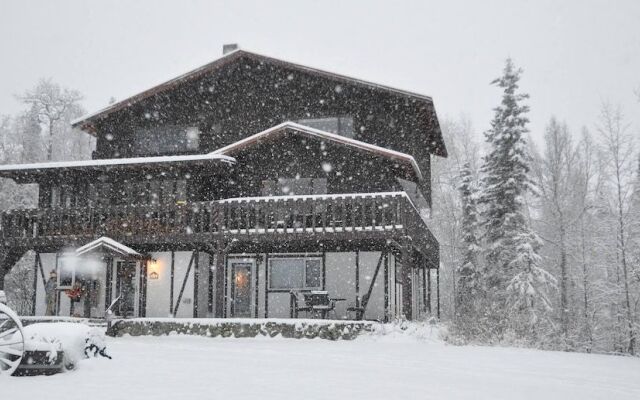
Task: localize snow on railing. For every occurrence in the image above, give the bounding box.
[0,192,435,253]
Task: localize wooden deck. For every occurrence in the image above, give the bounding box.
[0,192,438,263]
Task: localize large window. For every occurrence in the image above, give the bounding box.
[269,257,322,290]
[297,116,354,138]
[133,126,200,155]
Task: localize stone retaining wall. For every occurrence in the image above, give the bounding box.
[107,319,376,340]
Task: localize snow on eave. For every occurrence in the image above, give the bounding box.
[0,153,236,173]
[219,191,411,204]
[71,48,434,130]
[76,236,142,258]
[210,121,424,181]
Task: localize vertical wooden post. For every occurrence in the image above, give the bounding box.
[0,248,6,291]
[400,238,412,321]
[208,251,214,317]
[104,256,113,313]
[321,250,326,290]
[32,252,39,315]
[193,250,200,318]
[264,252,270,318]
[383,250,389,322]
[169,250,175,315]
[427,267,432,314]
[436,267,441,319]
[355,251,360,306]
[214,239,225,318]
[139,259,147,318]
[422,265,428,314]
[254,257,259,318]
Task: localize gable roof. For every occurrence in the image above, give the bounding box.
[211,121,423,181]
[72,48,436,130]
[76,237,146,260]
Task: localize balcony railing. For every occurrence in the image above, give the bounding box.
[0,192,437,258]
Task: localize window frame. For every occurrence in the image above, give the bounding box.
[267,256,324,291]
[56,255,76,289]
[296,116,354,138]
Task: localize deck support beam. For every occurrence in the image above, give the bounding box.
[193,250,200,318]
[383,251,389,322]
[0,248,6,291]
[214,239,226,318]
[169,251,175,315]
[400,238,413,321]
[436,267,441,319]
[427,267,431,314]
[422,264,427,315]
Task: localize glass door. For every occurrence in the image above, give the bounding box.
[116,261,137,317]
[230,262,253,318]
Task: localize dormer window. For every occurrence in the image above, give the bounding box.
[296,116,354,138]
[132,126,200,155]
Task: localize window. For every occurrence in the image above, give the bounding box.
[262,177,327,196]
[297,116,354,138]
[133,125,200,155]
[269,257,323,290]
[57,256,76,289]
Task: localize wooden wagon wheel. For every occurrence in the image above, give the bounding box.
[0,303,25,376]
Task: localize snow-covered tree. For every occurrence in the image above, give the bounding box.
[479,59,555,338]
[533,117,588,347]
[596,102,637,355]
[455,162,483,336]
[17,78,84,161]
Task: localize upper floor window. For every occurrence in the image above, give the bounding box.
[132,126,200,155]
[296,116,354,138]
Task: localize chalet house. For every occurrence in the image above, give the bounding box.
[0,46,446,322]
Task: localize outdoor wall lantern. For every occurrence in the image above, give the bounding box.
[147,259,161,279]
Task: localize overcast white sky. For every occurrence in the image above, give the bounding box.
[1,0,638,145]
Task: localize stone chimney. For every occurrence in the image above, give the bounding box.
[223,43,239,55]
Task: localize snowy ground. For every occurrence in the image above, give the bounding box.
[3,330,640,400]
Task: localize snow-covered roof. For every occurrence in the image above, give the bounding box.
[76,237,144,259]
[0,153,235,173]
[72,48,434,129]
[211,121,423,181]
[0,153,236,182]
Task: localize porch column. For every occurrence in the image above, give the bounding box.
[422,265,427,315]
[436,267,441,319]
[400,238,413,321]
[427,267,432,314]
[214,239,225,318]
[0,248,6,291]
[383,250,389,322]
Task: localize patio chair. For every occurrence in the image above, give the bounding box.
[303,291,338,319]
[289,291,311,318]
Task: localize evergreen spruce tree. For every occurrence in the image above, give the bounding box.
[456,162,483,337]
[479,59,555,339]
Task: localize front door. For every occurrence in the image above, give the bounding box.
[116,261,137,317]
[231,262,253,317]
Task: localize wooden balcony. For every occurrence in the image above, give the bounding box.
[0,192,438,262]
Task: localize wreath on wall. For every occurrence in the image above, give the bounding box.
[65,283,83,301]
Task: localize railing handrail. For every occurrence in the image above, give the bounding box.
[0,192,436,255]
[219,191,409,204]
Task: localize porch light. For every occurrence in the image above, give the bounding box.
[147,259,162,279]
